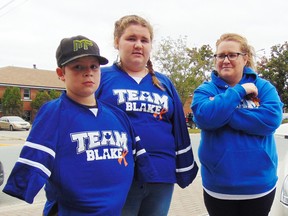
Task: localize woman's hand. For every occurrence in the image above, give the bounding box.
[241,83,258,98]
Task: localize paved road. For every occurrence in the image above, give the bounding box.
[0,131,208,216]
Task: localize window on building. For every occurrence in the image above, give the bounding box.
[23,88,30,100]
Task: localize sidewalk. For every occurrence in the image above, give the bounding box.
[0,201,45,216]
[0,174,208,216]
[169,174,208,216]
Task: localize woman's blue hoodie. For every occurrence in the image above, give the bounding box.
[192,67,283,195]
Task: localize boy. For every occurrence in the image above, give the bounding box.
[3,35,156,216]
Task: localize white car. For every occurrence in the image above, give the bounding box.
[270,123,288,215]
[0,116,31,131]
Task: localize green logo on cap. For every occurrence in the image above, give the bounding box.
[73,39,93,51]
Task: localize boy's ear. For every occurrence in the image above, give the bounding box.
[56,67,65,81]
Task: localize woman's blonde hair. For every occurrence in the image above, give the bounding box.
[114,15,164,90]
[216,33,256,70]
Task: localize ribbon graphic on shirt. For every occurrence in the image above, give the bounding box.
[118,150,128,166]
[153,108,168,120]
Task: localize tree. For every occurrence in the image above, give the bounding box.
[2,87,23,116]
[153,36,214,105]
[31,91,52,111]
[30,90,62,119]
[257,41,288,110]
[186,44,214,82]
[49,89,62,99]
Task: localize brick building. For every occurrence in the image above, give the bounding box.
[183,94,193,116]
[0,66,65,121]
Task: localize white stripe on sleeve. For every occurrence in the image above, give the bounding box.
[24,141,55,158]
[18,157,51,177]
[175,145,192,155]
[176,161,195,173]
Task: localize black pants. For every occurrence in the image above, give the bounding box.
[203,189,276,216]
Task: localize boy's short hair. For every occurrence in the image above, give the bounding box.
[56,35,108,67]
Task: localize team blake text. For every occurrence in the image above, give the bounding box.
[71,130,129,163]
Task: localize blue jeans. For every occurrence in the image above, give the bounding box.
[121,180,174,216]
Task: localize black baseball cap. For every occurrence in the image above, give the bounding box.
[56,35,109,67]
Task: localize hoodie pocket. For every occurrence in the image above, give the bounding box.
[212,149,277,187]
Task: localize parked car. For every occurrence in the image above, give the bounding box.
[270,123,288,215]
[0,116,30,131]
[185,113,196,129]
[0,161,3,186]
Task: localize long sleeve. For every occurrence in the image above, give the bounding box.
[3,101,60,203]
[164,78,198,188]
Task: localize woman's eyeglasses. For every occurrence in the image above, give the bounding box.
[214,52,246,61]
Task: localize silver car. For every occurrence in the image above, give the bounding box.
[0,116,30,131]
[270,123,288,215]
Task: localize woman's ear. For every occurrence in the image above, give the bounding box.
[56,67,65,81]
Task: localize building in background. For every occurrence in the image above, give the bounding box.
[0,66,65,121]
[183,94,193,115]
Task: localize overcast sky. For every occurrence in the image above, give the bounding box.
[1,0,288,71]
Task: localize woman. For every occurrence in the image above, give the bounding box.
[96,15,198,216]
[192,33,283,216]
